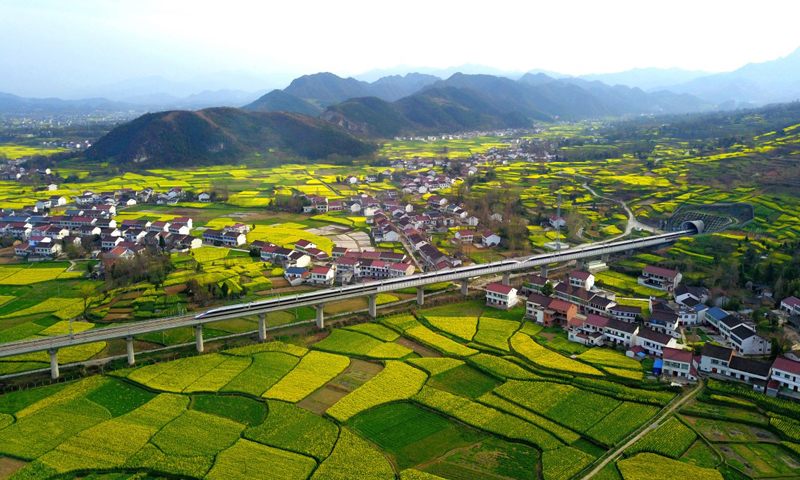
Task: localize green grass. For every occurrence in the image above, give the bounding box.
[427,364,501,399]
[473,316,520,351]
[206,439,316,480]
[151,409,244,456]
[244,399,339,461]
[680,440,721,469]
[192,394,267,426]
[220,351,299,396]
[0,383,66,415]
[85,378,157,417]
[350,402,486,471]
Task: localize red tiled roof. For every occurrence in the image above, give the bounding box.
[643,265,680,279]
[584,314,609,328]
[783,296,800,308]
[773,356,800,376]
[486,283,514,295]
[662,347,692,363]
[570,270,592,280]
[311,266,331,275]
[548,299,574,313]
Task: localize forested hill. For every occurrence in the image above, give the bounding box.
[318,73,712,137]
[85,107,376,166]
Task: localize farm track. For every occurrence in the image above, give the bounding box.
[578,378,704,479]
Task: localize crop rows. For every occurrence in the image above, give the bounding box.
[585,402,659,446]
[245,400,339,460]
[327,361,428,422]
[477,393,581,445]
[617,453,724,480]
[314,329,413,359]
[125,353,229,393]
[264,350,350,402]
[343,323,400,342]
[404,325,478,358]
[221,352,299,396]
[311,428,395,480]
[577,348,642,371]
[207,439,316,480]
[413,385,563,450]
[424,316,478,341]
[541,447,596,480]
[406,357,464,375]
[510,333,603,376]
[494,380,622,434]
[769,413,800,442]
[472,317,520,351]
[571,377,675,406]
[625,417,696,459]
[467,353,541,380]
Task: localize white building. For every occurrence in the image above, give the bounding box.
[485,283,518,309]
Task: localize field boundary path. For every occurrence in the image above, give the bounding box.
[578,378,704,479]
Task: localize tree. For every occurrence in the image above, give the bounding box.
[79,284,95,320]
[541,281,554,297]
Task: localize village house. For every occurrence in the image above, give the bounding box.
[770,357,800,394]
[635,327,678,355]
[697,344,735,376]
[638,265,682,292]
[309,266,335,286]
[481,231,501,247]
[603,318,639,348]
[485,283,518,309]
[568,270,595,290]
[661,347,697,381]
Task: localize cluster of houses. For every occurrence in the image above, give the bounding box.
[481,264,800,398]
[1,207,200,262]
[201,223,250,247]
[247,239,416,286]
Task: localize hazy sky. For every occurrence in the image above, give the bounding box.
[2,0,800,97]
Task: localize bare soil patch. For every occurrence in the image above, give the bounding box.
[396,337,442,357]
[0,458,26,479]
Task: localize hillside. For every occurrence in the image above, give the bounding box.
[85,107,376,166]
[242,72,441,114]
[320,73,711,137]
[241,89,323,116]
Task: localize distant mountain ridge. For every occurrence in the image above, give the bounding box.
[654,47,800,106]
[242,72,441,114]
[85,108,375,166]
[319,72,712,137]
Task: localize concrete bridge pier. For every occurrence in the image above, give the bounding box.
[502,272,510,286]
[417,286,424,306]
[540,266,548,277]
[126,336,135,366]
[368,294,377,317]
[577,259,585,270]
[195,325,204,353]
[48,349,59,379]
[258,314,267,341]
[461,278,470,295]
[601,253,609,263]
[316,305,325,329]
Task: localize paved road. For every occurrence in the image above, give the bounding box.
[578,379,704,479]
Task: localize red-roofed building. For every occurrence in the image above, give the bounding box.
[771,357,800,393]
[662,347,697,381]
[569,270,595,290]
[486,283,518,309]
[454,230,475,243]
[309,266,334,285]
[638,265,682,292]
[780,296,800,315]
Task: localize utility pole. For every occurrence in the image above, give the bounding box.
[555,192,562,252]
